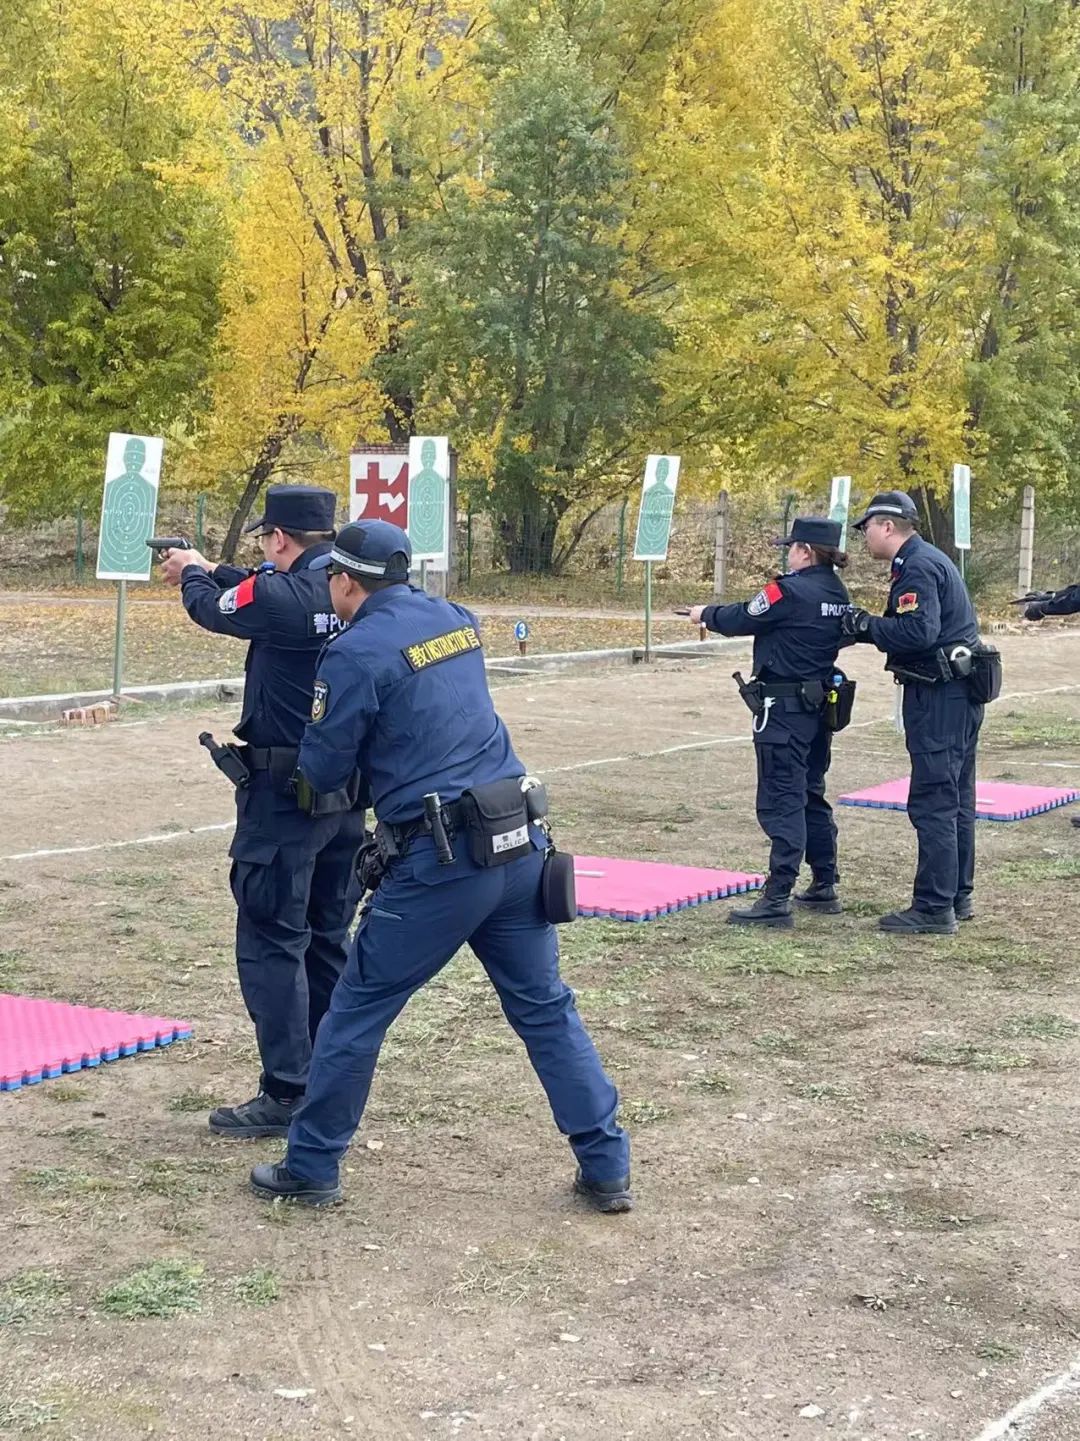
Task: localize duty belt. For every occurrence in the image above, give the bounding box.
[379,799,470,853]
[240,745,300,771]
[759,680,822,698]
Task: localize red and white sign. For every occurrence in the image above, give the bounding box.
[349,451,409,525]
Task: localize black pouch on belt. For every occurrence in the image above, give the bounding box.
[823,675,857,732]
[459,777,533,867]
[798,679,826,713]
[967,643,1003,704]
[541,849,577,924]
[732,671,765,717]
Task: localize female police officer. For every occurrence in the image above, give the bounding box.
[685,517,852,928]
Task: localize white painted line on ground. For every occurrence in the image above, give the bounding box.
[970,1357,1080,1441]
[3,680,1078,865]
[2,822,236,863]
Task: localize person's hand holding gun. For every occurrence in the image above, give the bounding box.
[148,536,213,586]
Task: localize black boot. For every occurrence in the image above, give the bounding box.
[794,879,842,914]
[728,884,794,929]
[573,1171,633,1214]
[878,906,957,935]
[954,894,974,922]
[250,1162,342,1206]
[209,1092,302,1139]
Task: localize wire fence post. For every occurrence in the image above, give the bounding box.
[616,497,628,595]
[195,493,206,552]
[75,503,85,585]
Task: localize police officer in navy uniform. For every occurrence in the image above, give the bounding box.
[160,485,367,1137]
[842,491,982,934]
[248,521,632,1212]
[686,517,852,928]
[1021,583,1080,620]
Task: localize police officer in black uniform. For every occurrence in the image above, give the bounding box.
[1021,583,1080,620]
[248,521,632,1213]
[160,485,367,1136]
[686,517,852,929]
[842,491,982,934]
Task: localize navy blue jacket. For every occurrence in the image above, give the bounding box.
[867,534,978,661]
[1041,583,1080,616]
[297,585,522,824]
[181,544,345,747]
[702,564,851,679]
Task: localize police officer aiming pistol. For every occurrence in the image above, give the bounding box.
[248,521,632,1213]
[684,517,856,929]
[159,485,368,1138]
[842,491,1001,934]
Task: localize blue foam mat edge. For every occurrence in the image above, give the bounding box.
[1,1027,193,1095]
[578,877,765,924]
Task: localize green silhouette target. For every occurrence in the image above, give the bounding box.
[633,455,681,562]
[407,435,450,566]
[96,433,163,581]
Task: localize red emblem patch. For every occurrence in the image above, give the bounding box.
[896,591,918,614]
[234,576,257,608]
[764,581,784,605]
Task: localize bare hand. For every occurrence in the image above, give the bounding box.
[688,605,707,625]
[160,548,212,586]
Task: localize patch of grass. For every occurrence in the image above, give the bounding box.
[911,1040,1033,1072]
[877,1128,939,1155]
[619,1097,672,1126]
[43,1083,88,1104]
[862,1190,982,1230]
[228,1267,280,1307]
[0,1397,61,1432]
[438,1247,559,1310]
[752,1030,804,1057]
[99,1260,204,1320]
[18,1167,116,1196]
[997,1012,1078,1042]
[167,1088,223,1114]
[0,950,26,982]
[987,714,1080,748]
[996,855,1080,885]
[135,1158,230,1199]
[691,1071,735,1095]
[793,1081,859,1104]
[976,1340,1020,1363]
[0,1272,68,1327]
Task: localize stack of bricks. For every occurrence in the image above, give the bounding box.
[60,702,115,726]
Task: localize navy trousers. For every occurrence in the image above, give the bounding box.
[902,679,984,911]
[286,838,629,1186]
[229,778,366,1099]
[753,702,838,892]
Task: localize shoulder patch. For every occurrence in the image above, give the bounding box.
[402,625,483,672]
[747,580,784,618]
[311,679,329,722]
[896,591,919,614]
[218,575,257,614]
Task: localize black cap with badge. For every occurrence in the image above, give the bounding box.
[773,516,843,548]
[310,520,412,581]
[244,484,337,536]
[852,490,920,531]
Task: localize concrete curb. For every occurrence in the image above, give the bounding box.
[0,637,748,722]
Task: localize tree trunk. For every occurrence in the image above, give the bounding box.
[498,501,562,574]
[220,422,295,561]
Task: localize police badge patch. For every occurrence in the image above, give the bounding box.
[218,586,239,614]
[311,680,329,722]
[747,580,784,617]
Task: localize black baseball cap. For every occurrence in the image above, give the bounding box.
[245,484,337,536]
[310,520,412,580]
[853,491,920,531]
[773,516,843,548]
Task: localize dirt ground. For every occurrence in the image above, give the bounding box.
[2,630,1080,1440]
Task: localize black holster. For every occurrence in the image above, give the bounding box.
[541,849,577,925]
[823,677,857,732]
[732,671,765,717]
[968,643,1003,704]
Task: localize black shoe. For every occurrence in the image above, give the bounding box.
[954,895,974,922]
[573,1171,633,1214]
[250,1162,342,1206]
[728,889,793,929]
[878,906,957,935]
[209,1092,302,1139]
[794,880,842,914]
[1072,815,1080,829]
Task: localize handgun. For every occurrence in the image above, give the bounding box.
[1009,590,1055,605]
[147,535,193,554]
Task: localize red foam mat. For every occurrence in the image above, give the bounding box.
[838,778,1080,822]
[574,855,764,922]
[1,993,192,1093]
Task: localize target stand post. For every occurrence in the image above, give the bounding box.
[112,581,127,701]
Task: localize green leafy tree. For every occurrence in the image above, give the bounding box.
[0,0,226,521]
[398,7,669,572]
